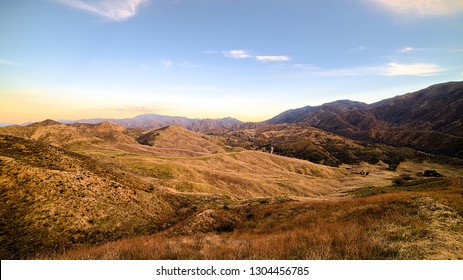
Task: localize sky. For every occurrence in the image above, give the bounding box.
[1,0,462,123]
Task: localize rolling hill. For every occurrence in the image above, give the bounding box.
[136,125,228,157]
[1,121,374,259]
[0,120,138,147]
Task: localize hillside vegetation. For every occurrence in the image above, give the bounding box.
[50,177,463,260]
[0,123,370,259]
[218,123,439,167]
[1,81,462,259]
[1,120,462,259]
[267,82,463,157]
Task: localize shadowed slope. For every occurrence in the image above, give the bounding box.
[265,82,463,157]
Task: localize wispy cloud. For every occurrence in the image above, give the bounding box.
[58,0,148,21]
[295,62,443,77]
[400,47,416,53]
[366,0,463,17]
[383,62,443,76]
[256,56,290,62]
[311,66,383,77]
[222,50,252,59]
[161,59,173,67]
[221,50,290,62]
[151,59,198,69]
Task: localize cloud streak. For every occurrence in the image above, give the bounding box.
[58,0,148,21]
[367,0,463,17]
[384,62,443,76]
[256,56,290,62]
[161,59,173,67]
[400,47,416,53]
[222,50,290,62]
[222,50,252,59]
[296,62,443,77]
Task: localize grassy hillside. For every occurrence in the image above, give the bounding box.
[1,122,462,259]
[0,125,356,258]
[136,125,230,157]
[0,135,177,258]
[50,177,463,260]
[218,123,448,168]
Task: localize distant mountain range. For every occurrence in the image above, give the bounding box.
[4,81,463,158]
[266,81,463,157]
[61,114,242,131]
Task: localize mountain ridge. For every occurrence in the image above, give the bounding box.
[2,81,462,157]
[60,115,242,132]
[266,81,463,157]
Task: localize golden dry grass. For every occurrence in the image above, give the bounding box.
[2,123,463,260]
[137,125,228,157]
[47,178,463,260]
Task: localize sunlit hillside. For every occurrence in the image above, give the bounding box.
[1,117,462,259]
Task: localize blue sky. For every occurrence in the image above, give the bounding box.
[1,0,462,123]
